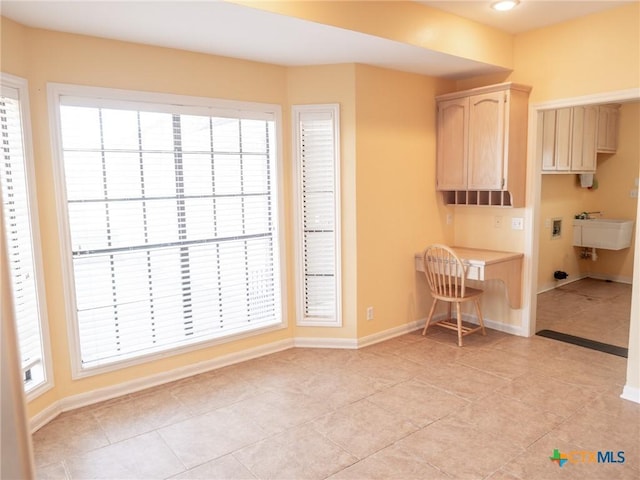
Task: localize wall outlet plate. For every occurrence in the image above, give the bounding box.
[366,306,374,321]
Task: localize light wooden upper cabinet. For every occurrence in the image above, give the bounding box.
[540,105,600,173]
[436,97,468,190]
[436,82,531,208]
[597,104,620,153]
[468,91,506,190]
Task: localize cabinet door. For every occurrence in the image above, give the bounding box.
[436,97,468,190]
[571,105,597,172]
[597,106,619,153]
[467,91,505,189]
[540,110,557,171]
[554,108,572,171]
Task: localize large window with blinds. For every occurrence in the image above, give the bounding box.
[292,104,341,326]
[50,85,283,373]
[1,74,51,397]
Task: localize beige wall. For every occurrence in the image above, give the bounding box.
[353,64,453,338]
[512,3,640,103]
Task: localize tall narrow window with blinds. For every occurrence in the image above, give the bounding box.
[51,86,283,372]
[293,105,341,326]
[1,75,50,396]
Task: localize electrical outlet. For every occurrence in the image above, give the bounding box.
[366,306,374,321]
[446,213,453,225]
[630,189,638,199]
[494,216,503,228]
[511,217,524,230]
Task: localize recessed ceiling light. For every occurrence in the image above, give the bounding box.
[491,0,520,12]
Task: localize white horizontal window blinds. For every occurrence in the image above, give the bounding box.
[293,105,341,326]
[58,99,281,369]
[0,83,47,392]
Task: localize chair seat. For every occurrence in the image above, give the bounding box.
[431,285,483,302]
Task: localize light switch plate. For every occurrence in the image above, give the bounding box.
[511,217,524,230]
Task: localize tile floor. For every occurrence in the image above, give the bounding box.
[536,277,632,348]
[34,327,639,479]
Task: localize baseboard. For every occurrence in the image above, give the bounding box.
[29,401,63,434]
[537,274,588,294]
[538,273,632,294]
[585,273,633,285]
[621,385,640,404]
[357,320,424,348]
[293,337,358,349]
[30,338,293,433]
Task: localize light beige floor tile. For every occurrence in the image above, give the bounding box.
[484,469,524,480]
[221,389,333,435]
[32,410,110,467]
[456,348,534,379]
[65,431,185,479]
[169,454,257,480]
[169,371,262,414]
[323,349,424,386]
[36,461,70,480]
[233,425,357,480]
[93,388,192,443]
[328,442,449,480]
[396,416,525,478]
[367,377,469,427]
[158,407,269,469]
[452,392,564,449]
[498,373,601,417]
[295,370,385,409]
[395,338,467,365]
[535,355,626,389]
[493,334,574,359]
[415,361,511,401]
[311,399,418,459]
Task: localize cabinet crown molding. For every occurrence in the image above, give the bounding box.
[436,82,532,102]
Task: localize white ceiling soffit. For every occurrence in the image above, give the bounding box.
[0,0,505,78]
[418,1,636,35]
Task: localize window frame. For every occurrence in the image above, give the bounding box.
[1,72,53,400]
[292,104,342,327]
[47,83,287,379]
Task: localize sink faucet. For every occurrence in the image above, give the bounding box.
[575,211,603,219]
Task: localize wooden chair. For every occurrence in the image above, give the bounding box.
[421,244,486,346]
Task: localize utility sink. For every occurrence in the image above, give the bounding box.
[573,218,634,250]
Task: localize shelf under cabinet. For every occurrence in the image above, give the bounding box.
[442,190,513,207]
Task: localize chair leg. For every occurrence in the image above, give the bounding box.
[422,299,438,335]
[474,299,486,336]
[456,302,463,347]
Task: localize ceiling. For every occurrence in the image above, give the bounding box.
[417,1,635,35]
[1,1,635,78]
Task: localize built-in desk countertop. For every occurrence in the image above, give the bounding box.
[415,247,524,309]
